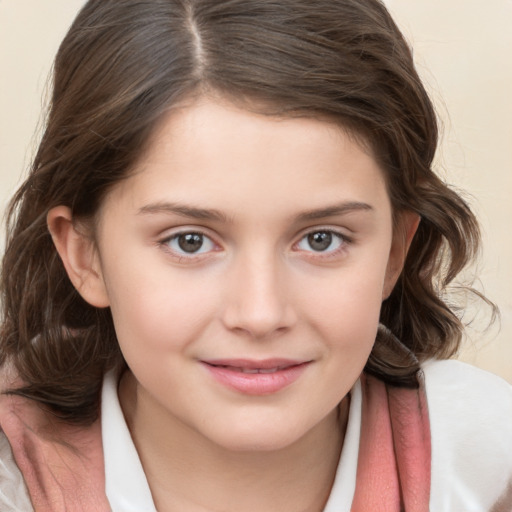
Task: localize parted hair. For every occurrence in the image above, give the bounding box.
[1,0,485,423]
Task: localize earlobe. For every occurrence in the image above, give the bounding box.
[47,206,110,308]
[382,211,421,300]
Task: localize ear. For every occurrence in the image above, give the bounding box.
[47,206,110,308]
[382,210,420,300]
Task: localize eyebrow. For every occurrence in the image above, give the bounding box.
[138,202,228,222]
[295,201,374,222]
[137,200,373,223]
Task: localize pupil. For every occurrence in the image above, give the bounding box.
[308,232,332,251]
[178,233,203,253]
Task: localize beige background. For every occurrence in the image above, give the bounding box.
[1,1,511,382]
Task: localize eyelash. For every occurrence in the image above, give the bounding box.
[158,228,352,261]
[159,230,220,260]
[294,229,352,259]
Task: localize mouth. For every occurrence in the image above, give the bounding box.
[215,366,290,374]
[201,359,311,395]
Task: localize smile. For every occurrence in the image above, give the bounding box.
[213,365,293,374]
[201,359,311,395]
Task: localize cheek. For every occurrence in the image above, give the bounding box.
[303,258,387,312]
[102,257,221,358]
[298,262,386,351]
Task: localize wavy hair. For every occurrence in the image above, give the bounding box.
[1,0,489,423]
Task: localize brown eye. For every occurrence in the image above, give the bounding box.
[307,232,333,251]
[178,233,204,253]
[296,230,346,254]
[164,232,216,256]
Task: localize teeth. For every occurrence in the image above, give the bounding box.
[241,368,260,374]
[239,367,280,374]
[217,364,288,374]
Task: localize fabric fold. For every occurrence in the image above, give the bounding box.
[351,373,431,512]
[0,393,110,512]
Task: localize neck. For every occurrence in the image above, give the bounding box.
[119,370,348,512]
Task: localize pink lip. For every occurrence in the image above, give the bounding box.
[201,359,311,395]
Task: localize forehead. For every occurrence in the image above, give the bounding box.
[101,97,390,220]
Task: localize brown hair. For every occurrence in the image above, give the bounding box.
[1,0,488,423]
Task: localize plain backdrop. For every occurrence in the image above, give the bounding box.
[1,0,511,382]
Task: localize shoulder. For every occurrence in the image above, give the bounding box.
[422,359,512,511]
[0,429,34,511]
[423,358,512,417]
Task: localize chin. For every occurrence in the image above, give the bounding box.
[205,422,307,453]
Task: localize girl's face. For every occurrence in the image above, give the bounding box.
[67,98,414,451]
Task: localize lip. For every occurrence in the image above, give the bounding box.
[201,359,311,395]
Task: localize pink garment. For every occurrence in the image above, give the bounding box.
[0,373,431,511]
[0,392,109,511]
[351,373,431,512]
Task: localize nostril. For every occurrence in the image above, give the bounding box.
[221,301,296,339]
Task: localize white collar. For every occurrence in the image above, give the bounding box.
[101,371,361,511]
[323,379,361,511]
[102,371,157,512]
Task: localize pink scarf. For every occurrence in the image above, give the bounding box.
[0,391,109,511]
[0,373,431,511]
[351,373,431,512]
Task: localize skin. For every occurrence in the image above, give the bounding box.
[48,97,418,511]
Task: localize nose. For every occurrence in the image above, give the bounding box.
[221,251,297,339]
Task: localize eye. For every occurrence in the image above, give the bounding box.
[163,232,216,256]
[296,230,346,253]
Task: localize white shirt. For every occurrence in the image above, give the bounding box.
[2,360,512,511]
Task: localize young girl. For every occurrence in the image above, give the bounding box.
[1,0,511,510]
